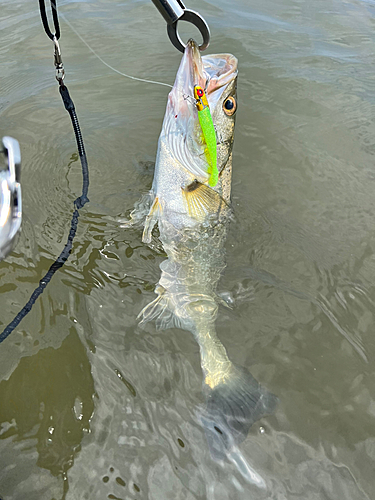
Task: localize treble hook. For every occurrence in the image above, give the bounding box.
[151,0,210,53]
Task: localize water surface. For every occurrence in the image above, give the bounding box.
[1,0,375,498]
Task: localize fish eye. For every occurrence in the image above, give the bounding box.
[223,96,236,116]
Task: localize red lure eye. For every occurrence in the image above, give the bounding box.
[197,88,204,97]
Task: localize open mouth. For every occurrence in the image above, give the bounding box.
[168,39,238,120]
[162,41,238,181]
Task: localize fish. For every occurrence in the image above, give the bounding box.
[127,39,277,484]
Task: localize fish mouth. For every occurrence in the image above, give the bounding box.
[163,40,238,180]
[168,39,238,122]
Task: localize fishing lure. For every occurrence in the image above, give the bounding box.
[194,85,218,187]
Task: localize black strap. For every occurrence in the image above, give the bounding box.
[59,85,89,208]
[0,0,90,343]
[0,84,89,343]
[39,0,60,40]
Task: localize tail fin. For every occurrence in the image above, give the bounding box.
[201,366,278,462]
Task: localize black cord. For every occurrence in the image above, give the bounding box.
[59,85,89,207]
[39,0,60,40]
[0,6,89,343]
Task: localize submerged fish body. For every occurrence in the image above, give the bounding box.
[130,40,277,480]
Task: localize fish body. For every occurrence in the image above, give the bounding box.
[130,40,277,480]
[139,41,236,385]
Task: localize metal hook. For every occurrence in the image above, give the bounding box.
[151,0,210,53]
[168,10,210,53]
[53,36,65,83]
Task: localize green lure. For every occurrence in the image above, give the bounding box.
[194,86,218,187]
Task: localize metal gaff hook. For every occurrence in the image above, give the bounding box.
[151,0,210,53]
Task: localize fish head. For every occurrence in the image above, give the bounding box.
[164,40,238,182]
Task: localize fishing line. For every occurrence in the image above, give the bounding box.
[60,13,173,89]
[60,14,198,105]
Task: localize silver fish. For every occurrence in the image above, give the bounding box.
[128,40,277,483]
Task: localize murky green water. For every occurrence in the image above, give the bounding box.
[1,0,375,498]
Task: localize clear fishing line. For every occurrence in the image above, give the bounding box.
[61,13,174,89]
[61,14,200,106]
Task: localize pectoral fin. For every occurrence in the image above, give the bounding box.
[182,180,224,222]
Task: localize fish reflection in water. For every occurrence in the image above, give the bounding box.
[126,39,277,484]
